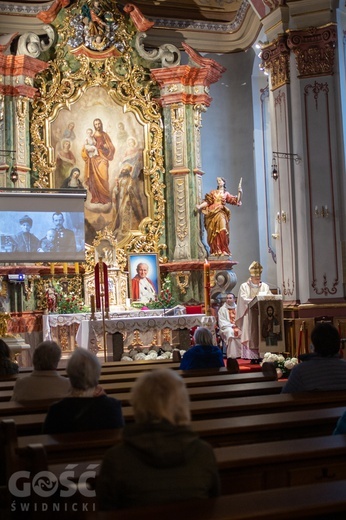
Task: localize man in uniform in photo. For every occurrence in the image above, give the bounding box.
[51,212,76,252]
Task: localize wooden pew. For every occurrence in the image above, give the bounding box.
[81,481,346,520]
[0,369,277,393]
[215,433,346,493]
[0,379,284,404]
[0,419,122,487]
[18,432,346,495]
[5,463,346,520]
[3,405,344,472]
[190,406,345,446]
[2,390,346,436]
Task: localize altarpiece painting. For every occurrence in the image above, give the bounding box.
[28,0,167,309]
[30,0,165,266]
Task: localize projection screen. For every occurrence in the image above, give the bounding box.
[0,190,86,262]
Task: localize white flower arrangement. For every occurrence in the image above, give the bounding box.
[261,352,299,378]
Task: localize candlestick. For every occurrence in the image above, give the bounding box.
[203,259,211,315]
[63,263,68,275]
[75,262,79,274]
[50,263,55,276]
[90,294,95,316]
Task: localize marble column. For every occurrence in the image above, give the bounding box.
[261,23,343,304]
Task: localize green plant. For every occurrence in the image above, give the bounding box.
[145,276,178,309]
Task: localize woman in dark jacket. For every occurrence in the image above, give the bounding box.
[97,368,220,510]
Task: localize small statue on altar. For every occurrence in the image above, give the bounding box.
[196,177,242,257]
[46,285,58,313]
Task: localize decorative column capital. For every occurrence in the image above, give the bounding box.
[0,55,48,98]
[287,24,337,78]
[260,34,290,90]
[151,43,225,107]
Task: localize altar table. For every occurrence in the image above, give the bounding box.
[75,314,207,358]
[43,310,164,352]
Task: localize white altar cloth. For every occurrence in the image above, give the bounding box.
[42,309,165,342]
[75,314,206,352]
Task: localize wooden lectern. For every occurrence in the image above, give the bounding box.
[249,294,285,355]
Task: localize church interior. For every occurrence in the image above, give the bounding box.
[1,0,346,362]
[2,2,346,518]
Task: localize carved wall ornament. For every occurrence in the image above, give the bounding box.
[174,177,189,242]
[260,35,290,90]
[17,25,55,58]
[135,32,181,68]
[287,24,337,78]
[174,271,190,295]
[312,273,338,295]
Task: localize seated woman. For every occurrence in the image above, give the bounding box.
[43,348,124,433]
[97,369,220,510]
[179,327,224,370]
[0,339,19,376]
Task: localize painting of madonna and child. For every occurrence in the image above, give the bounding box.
[51,87,148,246]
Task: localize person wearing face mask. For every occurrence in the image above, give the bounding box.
[218,293,242,359]
[235,261,272,364]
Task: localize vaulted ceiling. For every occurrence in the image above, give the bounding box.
[0,0,266,53]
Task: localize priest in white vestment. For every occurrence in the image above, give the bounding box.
[235,261,272,363]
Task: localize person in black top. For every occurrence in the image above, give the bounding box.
[51,212,76,252]
[43,348,124,433]
[0,339,19,376]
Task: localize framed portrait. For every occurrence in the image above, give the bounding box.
[128,253,160,303]
[258,299,284,353]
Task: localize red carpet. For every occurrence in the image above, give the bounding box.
[224,359,263,372]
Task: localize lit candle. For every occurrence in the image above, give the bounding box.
[63,263,68,275]
[50,263,55,276]
[204,259,211,315]
[75,262,79,274]
[90,294,95,314]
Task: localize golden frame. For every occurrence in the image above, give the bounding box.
[30,0,166,260]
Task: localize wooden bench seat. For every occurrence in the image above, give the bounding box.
[190,405,345,446]
[2,390,346,436]
[81,480,346,520]
[215,433,346,493]
[2,406,344,477]
[5,467,346,520]
[0,379,284,404]
[0,369,277,393]
[18,432,346,495]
